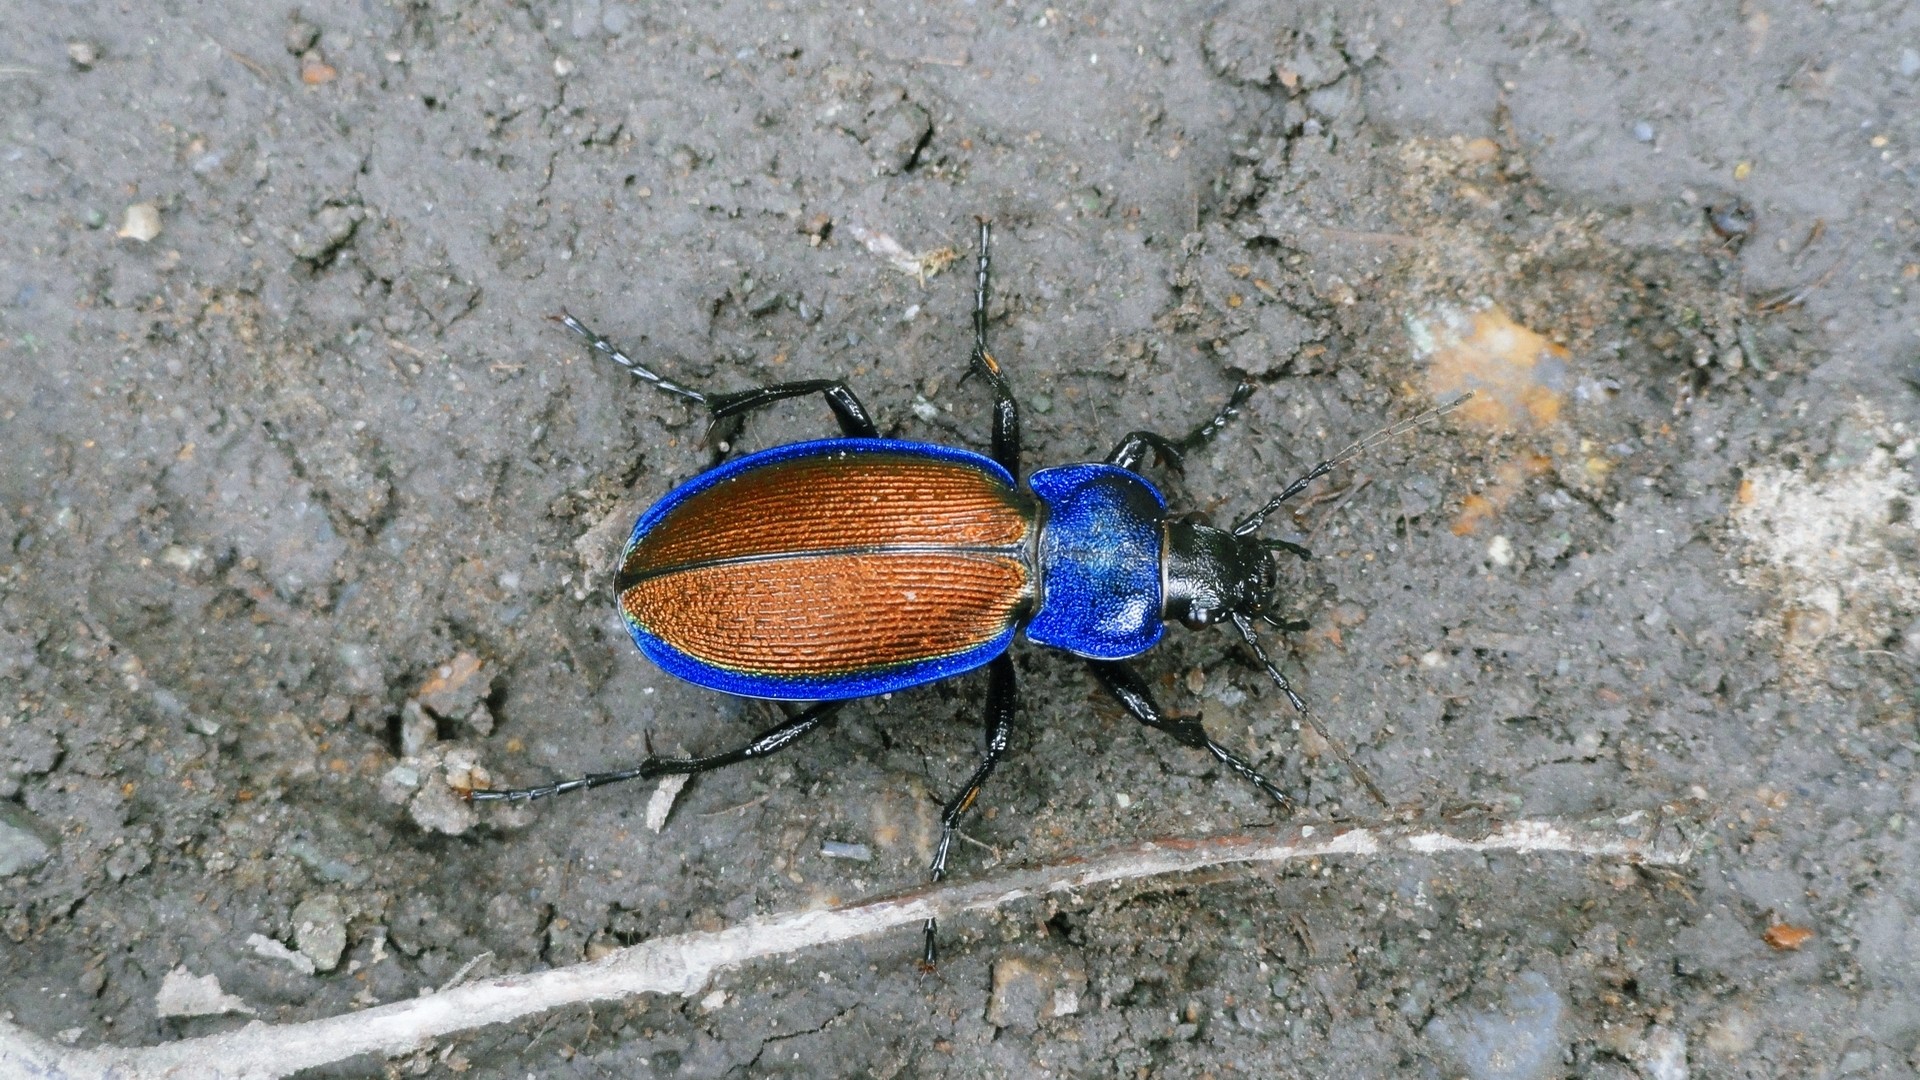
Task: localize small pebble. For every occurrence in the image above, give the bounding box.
[398,700,437,757]
[292,893,348,972]
[1631,120,1656,143]
[1487,535,1514,567]
[117,203,161,242]
[67,40,99,69]
[0,803,54,877]
[1901,47,1920,79]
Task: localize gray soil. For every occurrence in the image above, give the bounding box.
[4,0,1918,1076]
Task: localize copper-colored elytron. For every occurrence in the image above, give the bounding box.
[625,453,1028,577]
[623,552,1029,675]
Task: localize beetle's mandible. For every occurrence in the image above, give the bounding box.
[472,220,1466,963]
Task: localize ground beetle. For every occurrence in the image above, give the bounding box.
[473,221,1464,962]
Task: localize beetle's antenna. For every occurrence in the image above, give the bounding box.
[1229,613,1391,811]
[1232,392,1473,537]
[972,217,992,360]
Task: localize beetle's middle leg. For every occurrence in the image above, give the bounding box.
[555,312,879,439]
[1086,658,1294,812]
[1105,380,1255,473]
[469,700,842,803]
[922,652,1017,964]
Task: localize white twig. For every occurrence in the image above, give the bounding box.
[0,818,1691,1080]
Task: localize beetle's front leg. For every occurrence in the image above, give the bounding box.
[1106,381,1255,474]
[922,653,1017,965]
[555,312,880,440]
[962,219,1021,476]
[1086,659,1294,812]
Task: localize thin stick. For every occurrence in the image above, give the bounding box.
[0,817,1691,1080]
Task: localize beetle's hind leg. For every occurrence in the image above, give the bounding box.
[922,653,1017,965]
[1106,381,1256,474]
[555,311,879,440]
[1086,659,1295,812]
[468,700,842,803]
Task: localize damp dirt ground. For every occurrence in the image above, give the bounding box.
[3,1,1919,1076]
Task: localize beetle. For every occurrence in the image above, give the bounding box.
[473,221,1464,961]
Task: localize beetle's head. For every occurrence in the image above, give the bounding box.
[1163,513,1302,629]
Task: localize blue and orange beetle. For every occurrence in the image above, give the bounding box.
[474,221,1463,960]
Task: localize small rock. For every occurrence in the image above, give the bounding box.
[292,893,349,973]
[402,745,483,836]
[155,967,255,1018]
[0,803,54,877]
[417,652,490,721]
[409,778,476,835]
[117,203,161,242]
[1632,120,1657,143]
[398,700,437,757]
[246,932,317,976]
[1901,48,1920,79]
[1487,535,1515,567]
[67,40,99,69]
[379,763,422,805]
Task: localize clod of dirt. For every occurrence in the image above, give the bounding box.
[286,204,362,263]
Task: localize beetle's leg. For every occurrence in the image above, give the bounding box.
[468,700,842,803]
[923,653,1017,965]
[1106,381,1256,474]
[555,311,879,439]
[964,219,1022,475]
[703,380,879,439]
[1086,659,1295,812]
